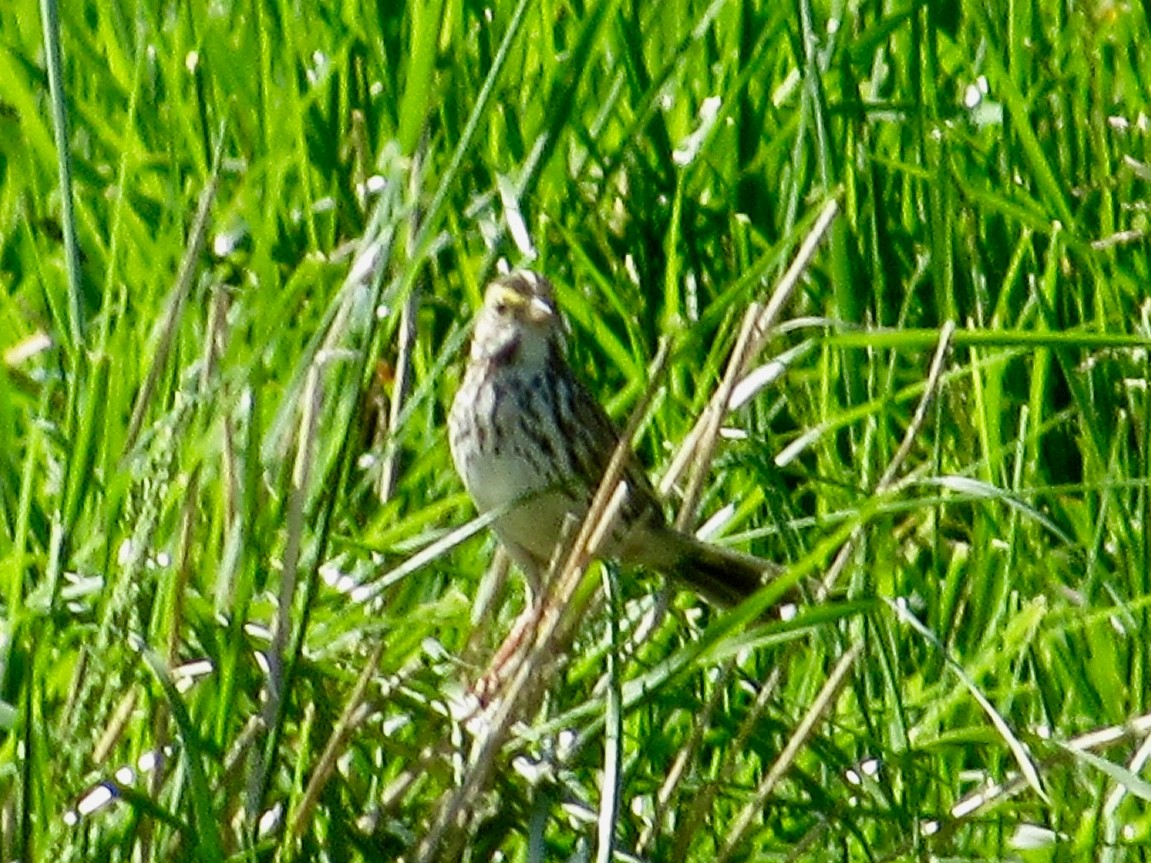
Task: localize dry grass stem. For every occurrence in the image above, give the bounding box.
[717,640,863,862]
[661,196,840,501]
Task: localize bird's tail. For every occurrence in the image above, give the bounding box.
[639,527,790,610]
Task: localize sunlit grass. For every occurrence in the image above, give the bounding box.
[2,0,1151,860]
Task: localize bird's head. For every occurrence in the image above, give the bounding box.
[470,270,562,367]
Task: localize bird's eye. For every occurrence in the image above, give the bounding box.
[494,300,509,315]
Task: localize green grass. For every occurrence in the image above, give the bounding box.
[3,0,1151,859]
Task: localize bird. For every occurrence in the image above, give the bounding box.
[448,269,779,610]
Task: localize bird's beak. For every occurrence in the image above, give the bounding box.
[525,295,553,324]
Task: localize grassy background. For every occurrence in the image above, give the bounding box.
[3,0,1151,859]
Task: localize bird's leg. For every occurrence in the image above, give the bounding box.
[472,555,545,703]
[472,514,586,703]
